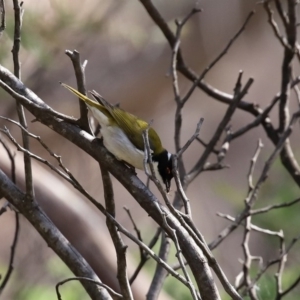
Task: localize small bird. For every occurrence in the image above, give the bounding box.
[61,83,173,192]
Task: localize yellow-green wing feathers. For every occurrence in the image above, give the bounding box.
[109,108,164,154]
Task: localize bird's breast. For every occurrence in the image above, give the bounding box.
[101,125,145,170]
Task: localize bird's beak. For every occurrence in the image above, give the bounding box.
[165,180,171,193]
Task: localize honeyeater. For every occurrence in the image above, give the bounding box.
[61,83,173,192]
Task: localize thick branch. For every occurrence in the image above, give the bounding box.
[0,169,112,300]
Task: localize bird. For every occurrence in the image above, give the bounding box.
[61,83,173,192]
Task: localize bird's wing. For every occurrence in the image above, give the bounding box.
[110,107,164,154]
[90,90,111,107]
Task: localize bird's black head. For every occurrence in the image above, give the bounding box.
[153,150,173,193]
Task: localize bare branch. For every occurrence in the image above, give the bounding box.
[0,125,79,189]
[0,133,18,295]
[172,156,192,217]
[127,223,162,285]
[56,277,122,300]
[0,0,5,34]
[196,137,218,154]
[171,7,202,180]
[250,197,300,215]
[182,12,254,106]
[101,166,133,300]
[0,212,19,295]
[12,0,34,201]
[177,118,204,158]
[264,2,289,49]
[279,273,300,299]
[170,7,201,104]
[12,0,23,78]
[247,140,264,194]
[237,141,263,299]
[65,50,90,132]
[229,95,280,141]
[274,232,286,299]
[124,207,145,258]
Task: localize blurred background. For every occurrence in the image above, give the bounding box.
[1,0,300,299]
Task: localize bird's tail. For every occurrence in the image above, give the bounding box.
[60,83,102,110]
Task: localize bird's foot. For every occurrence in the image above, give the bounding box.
[123,162,137,175]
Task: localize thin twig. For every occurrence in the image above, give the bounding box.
[124,207,144,258]
[238,141,263,299]
[142,123,169,198]
[0,0,5,34]
[227,95,280,142]
[181,11,255,106]
[196,137,218,154]
[128,226,162,285]
[55,277,123,300]
[250,197,300,215]
[124,208,163,285]
[12,0,34,201]
[278,273,300,299]
[0,124,77,188]
[172,156,191,217]
[101,166,133,300]
[171,7,202,180]
[217,213,285,237]
[264,2,289,49]
[274,232,286,299]
[0,212,20,294]
[0,134,19,295]
[177,118,204,158]
[65,50,90,132]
